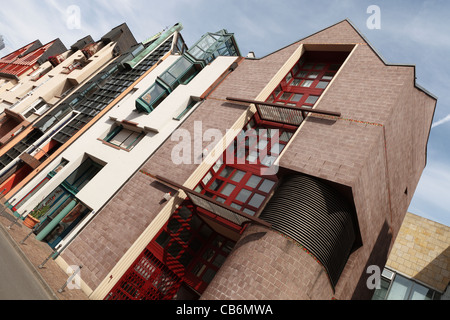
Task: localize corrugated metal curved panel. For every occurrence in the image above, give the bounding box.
[259,174,355,289]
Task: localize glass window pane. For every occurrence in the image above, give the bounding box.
[291,94,303,102]
[219,167,233,178]
[236,189,252,203]
[307,72,319,79]
[285,72,292,83]
[246,151,258,163]
[248,193,266,208]
[281,92,291,100]
[210,179,224,191]
[202,269,216,284]
[316,81,328,89]
[301,80,313,87]
[387,275,413,300]
[259,180,276,193]
[231,170,245,182]
[410,283,433,300]
[221,183,236,196]
[305,95,319,105]
[261,155,277,167]
[257,139,268,150]
[280,131,293,143]
[270,142,285,155]
[372,278,391,300]
[246,175,262,188]
[202,172,213,185]
[291,79,302,86]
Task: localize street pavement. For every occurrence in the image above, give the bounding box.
[0,226,54,300]
[0,207,88,300]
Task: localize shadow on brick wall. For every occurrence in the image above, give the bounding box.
[351,220,392,300]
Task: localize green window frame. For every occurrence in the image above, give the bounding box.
[104,125,144,151]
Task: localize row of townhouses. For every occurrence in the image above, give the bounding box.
[0,20,441,300]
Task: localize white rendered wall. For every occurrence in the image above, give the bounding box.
[11,56,238,218]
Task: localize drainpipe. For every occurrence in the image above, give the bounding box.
[35,199,77,241]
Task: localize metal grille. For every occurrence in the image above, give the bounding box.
[257,103,304,126]
[106,249,181,300]
[259,174,356,289]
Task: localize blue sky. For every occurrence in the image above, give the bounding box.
[0,0,449,226]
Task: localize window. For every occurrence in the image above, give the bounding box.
[372,268,443,300]
[153,204,236,294]
[103,125,144,151]
[265,51,346,110]
[23,99,50,118]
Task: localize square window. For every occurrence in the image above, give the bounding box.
[291,79,302,86]
[280,131,293,143]
[307,72,319,79]
[219,167,233,178]
[202,172,213,185]
[270,143,285,155]
[301,80,313,87]
[246,175,262,188]
[210,179,224,191]
[231,170,246,182]
[285,72,292,83]
[291,94,303,102]
[247,151,258,163]
[305,95,319,105]
[236,189,252,203]
[261,155,277,167]
[248,193,266,208]
[202,269,216,284]
[257,139,268,150]
[316,81,328,89]
[259,180,276,193]
[281,92,291,100]
[221,183,236,196]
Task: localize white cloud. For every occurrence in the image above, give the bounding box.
[432,114,450,129]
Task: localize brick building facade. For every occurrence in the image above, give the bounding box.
[3,19,434,300]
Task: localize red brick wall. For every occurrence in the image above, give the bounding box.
[60,43,299,291]
[201,225,334,300]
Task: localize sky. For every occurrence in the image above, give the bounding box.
[0,0,449,227]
